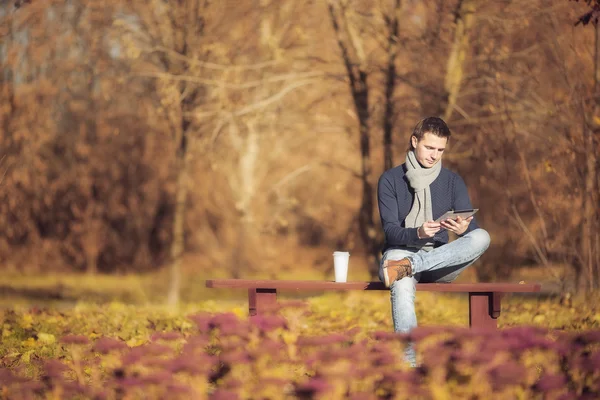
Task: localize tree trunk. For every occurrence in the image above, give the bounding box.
[442,0,477,121]
[582,126,597,291]
[167,153,187,307]
[328,1,378,274]
[354,77,377,264]
[383,0,401,171]
[580,21,600,292]
[86,253,98,275]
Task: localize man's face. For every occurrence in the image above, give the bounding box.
[411,132,447,168]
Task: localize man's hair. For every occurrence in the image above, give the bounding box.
[409,117,451,150]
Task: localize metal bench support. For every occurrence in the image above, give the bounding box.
[468,292,503,329]
[248,288,277,316]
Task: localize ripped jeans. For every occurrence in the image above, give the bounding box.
[378,228,491,367]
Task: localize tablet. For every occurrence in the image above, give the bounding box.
[435,209,478,223]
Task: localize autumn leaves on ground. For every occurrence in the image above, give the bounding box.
[1,269,600,399]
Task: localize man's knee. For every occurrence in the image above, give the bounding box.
[469,228,491,252]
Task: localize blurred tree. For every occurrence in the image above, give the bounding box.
[382,0,402,171]
[0,1,171,274]
[114,0,214,305]
[570,0,600,291]
[0,0,597,294]
[115,0,324,302]
[442,0,478,121]
[327,0,380,271]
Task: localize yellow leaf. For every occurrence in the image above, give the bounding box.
[232,307,245,318]
[21,350,34,363]
[38,332,56,345]
[533,314,546,324]
[19,314,34,329]
[21,337,37,348]
[126,337,145,347]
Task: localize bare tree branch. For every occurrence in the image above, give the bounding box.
[132,70,324,89]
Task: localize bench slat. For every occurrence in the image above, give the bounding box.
[206,279,541,293]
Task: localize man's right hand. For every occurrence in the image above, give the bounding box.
[418,221,441,239]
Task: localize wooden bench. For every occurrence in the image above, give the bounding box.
[205,279,542,330]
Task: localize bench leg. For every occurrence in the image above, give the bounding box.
[248,288,277,316]
[469,292,503,329]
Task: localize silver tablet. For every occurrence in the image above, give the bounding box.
[435,209,479,223]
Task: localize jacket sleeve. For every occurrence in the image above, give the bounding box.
[377,173,420,246]
[453,174,480,236]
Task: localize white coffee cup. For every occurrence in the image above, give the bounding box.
[333,251,350,282]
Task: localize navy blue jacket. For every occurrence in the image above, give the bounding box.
[377,163,479,253]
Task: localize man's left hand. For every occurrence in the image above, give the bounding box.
[440,216,473,235]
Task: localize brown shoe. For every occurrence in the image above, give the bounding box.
[382,258,413,288]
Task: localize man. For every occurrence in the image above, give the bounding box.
[377,117,490,366]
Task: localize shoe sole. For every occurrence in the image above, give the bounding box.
[382,260,392,288]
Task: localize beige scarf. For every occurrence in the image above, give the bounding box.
[404,150,442,250]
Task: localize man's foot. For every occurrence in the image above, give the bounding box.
[382,258,413,288]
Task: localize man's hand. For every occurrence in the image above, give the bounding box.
[418,221,441,239]
[440,215,473,235]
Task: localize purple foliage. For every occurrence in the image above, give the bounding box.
[259,377,289,386]
[249,315,288,332]
[14,381,45,394]
[348,392,376,400]
[116,376,146,388]
[482,335,531,353]
[295,377,331,396]
[92,337,127,354]
[220,378,244,390]
[407,326,448,341]
[181,336,208,354]
[535,373,567,391]
[92,390,109,400]
[0,367,21,384]
[257,338,286,356]
[577,349,600,372]
[142,371,173,385]
[210,389,241,400]
[60,334,90,345]
[221,350,252,364]
[5,307,600,399]
[166,382,193,395]
[43,359,69,379]
[120,342,173,366]
[187,312,213,332]
[151,331,183,342]
[168,354,214,375]
[143,357,171,369]
[372,331,407,341]
[487,362,527,389]
[572,330,600,346]
[460,349,494,364]
[142,342,174,356]
[209,313,247,336]
[120,349,142,366]
[297,333,349,346]
[56,381,92,398]
[382,370,419,385]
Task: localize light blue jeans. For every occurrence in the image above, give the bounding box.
[378,228,491,366]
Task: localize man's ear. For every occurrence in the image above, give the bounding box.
[411,135,418,149]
